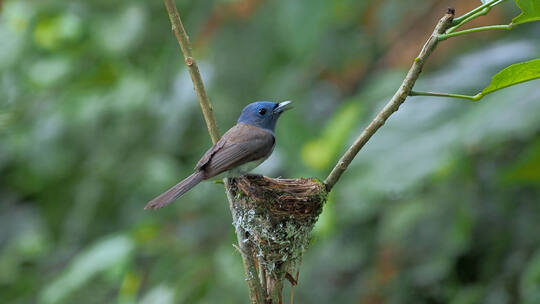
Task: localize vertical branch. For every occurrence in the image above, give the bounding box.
[225,190,266,304]
[323,9,455,191]
[163,0,220,144]
[162,0,265,302]
[266,277,283,304]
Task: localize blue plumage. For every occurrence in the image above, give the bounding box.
[237,101,292,132]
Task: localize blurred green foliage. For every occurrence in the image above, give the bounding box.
[0,0,539,303]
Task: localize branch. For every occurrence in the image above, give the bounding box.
[225,189,266,303]
[323,9,455,191]
[163,0,220,144]
[162,1,265,302]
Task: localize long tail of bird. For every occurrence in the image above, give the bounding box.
[145,171,204,210]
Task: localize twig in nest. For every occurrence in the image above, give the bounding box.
[285,272,297,286]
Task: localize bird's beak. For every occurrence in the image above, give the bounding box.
[274,101,293,114]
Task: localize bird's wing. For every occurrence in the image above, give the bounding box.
[196,123,275,178]
[196,135,227,170]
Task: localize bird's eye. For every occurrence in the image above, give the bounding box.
[258,108,267,115]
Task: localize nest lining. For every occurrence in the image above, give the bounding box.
[230,175,327,276]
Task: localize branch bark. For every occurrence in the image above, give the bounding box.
[225,189,266,303]
[163,0,220,144]
[162,1,265,303]
[324,9,455,191]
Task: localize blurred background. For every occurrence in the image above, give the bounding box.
[1,0,539,303]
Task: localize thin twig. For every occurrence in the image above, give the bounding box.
[446,0,507,35]
[163,0,220,144]
[258,260,268,297]
[225,189,266,303]
[162,1,265,302]
[451,0,506,25]
[439,24,512,41]
[323,10,455,191]
[410,90,482,101]
[447,7,490,34]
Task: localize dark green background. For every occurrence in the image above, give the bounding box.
[1,0,539,303]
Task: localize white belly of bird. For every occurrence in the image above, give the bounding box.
[226,157,267,177]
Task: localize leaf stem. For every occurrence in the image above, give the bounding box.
[447,7,490,34]
[409,90,483,101]
[439,24,513,41]
[447,0,508,34]
[452,0,507,25]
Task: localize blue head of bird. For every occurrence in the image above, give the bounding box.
[237,101,292,132]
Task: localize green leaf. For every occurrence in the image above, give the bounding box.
[512,0,540,25]
[481,58,540,95]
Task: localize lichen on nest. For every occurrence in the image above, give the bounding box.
[230,175,327,276]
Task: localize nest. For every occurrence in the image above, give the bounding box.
[234,175,325,219]
[230,175,327,276]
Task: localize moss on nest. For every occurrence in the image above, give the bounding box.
[230,175,327,277]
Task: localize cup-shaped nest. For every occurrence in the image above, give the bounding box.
[230,175,327,275]
[234,175,326,219]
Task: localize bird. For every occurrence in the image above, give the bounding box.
[145,100,292,210]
